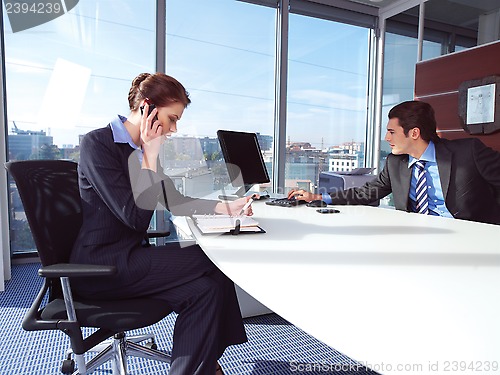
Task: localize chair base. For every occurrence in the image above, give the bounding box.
[66,332,171,375]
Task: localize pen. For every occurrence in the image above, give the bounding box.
[239,196,255,216]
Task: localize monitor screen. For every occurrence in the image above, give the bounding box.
[217,130,270,195]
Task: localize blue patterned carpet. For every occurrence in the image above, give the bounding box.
[0,263,375,375]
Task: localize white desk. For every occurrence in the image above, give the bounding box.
[187,203,500,374]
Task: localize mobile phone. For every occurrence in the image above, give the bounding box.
[316,208,340,214]
[140,99,158,123]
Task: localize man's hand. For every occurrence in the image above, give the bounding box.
[287,189,321,202]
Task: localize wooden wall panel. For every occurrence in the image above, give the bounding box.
[415,41,500,96]
[415,40,500,152]
[420,93,459,131]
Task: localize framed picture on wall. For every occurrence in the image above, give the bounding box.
[458,75,500,135]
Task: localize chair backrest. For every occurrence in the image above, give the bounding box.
[5,160,82,266]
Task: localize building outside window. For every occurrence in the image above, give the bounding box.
[163,0,276,199]
[3,0,155,254]
[286,12,370,194]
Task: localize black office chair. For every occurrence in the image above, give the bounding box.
[5,160,172,375]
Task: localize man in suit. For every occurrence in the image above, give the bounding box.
[288,100,500,225]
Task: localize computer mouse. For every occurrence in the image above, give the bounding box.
[306,200,327,207]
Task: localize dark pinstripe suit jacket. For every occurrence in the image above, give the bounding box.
[70,125,218,288]
[328,138,500,224]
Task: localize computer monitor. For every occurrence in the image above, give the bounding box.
[217,130,270,197]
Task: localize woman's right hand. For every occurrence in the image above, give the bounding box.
[214,196,254,216]
[140,102,163,171]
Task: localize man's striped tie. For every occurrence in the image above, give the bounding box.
[414,160,429,214]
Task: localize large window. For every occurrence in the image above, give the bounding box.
[4,0,277,254]
[5,0,497,256]
[287,13,370,193]
[4,1,156,254]
[163,0,276,198]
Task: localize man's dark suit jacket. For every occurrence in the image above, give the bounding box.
[70,125,218,291]
[328,138,500,225]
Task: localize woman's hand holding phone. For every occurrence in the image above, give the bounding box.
[140,101,163,172]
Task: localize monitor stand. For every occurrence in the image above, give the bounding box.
[218,184,253,201]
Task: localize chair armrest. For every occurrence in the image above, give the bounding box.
[38,263,116,278]
[23,264,116,332]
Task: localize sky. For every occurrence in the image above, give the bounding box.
[3,0,371,150]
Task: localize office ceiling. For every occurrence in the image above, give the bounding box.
[345,0,499,13]
[342,0,500,31]
[346,0,403,9]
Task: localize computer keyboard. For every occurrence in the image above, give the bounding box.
[265,197,307,207]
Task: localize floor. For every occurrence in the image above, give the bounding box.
[0,262,376,374]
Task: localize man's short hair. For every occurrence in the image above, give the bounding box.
[388,100,440,143]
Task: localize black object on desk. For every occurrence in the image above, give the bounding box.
[217,130,271,197]
[306,200,327,207]
[253,194,270,200]
[317,208,340,214]
[265,197,307,207]
[230,219,241,235]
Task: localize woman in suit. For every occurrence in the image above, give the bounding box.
[70,72,250,374]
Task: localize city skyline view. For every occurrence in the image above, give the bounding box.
[3,0,370,152]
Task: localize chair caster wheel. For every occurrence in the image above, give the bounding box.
[145,341,158,350]
[61,359,75,374]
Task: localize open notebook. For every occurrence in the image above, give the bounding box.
[192,214,264,234]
